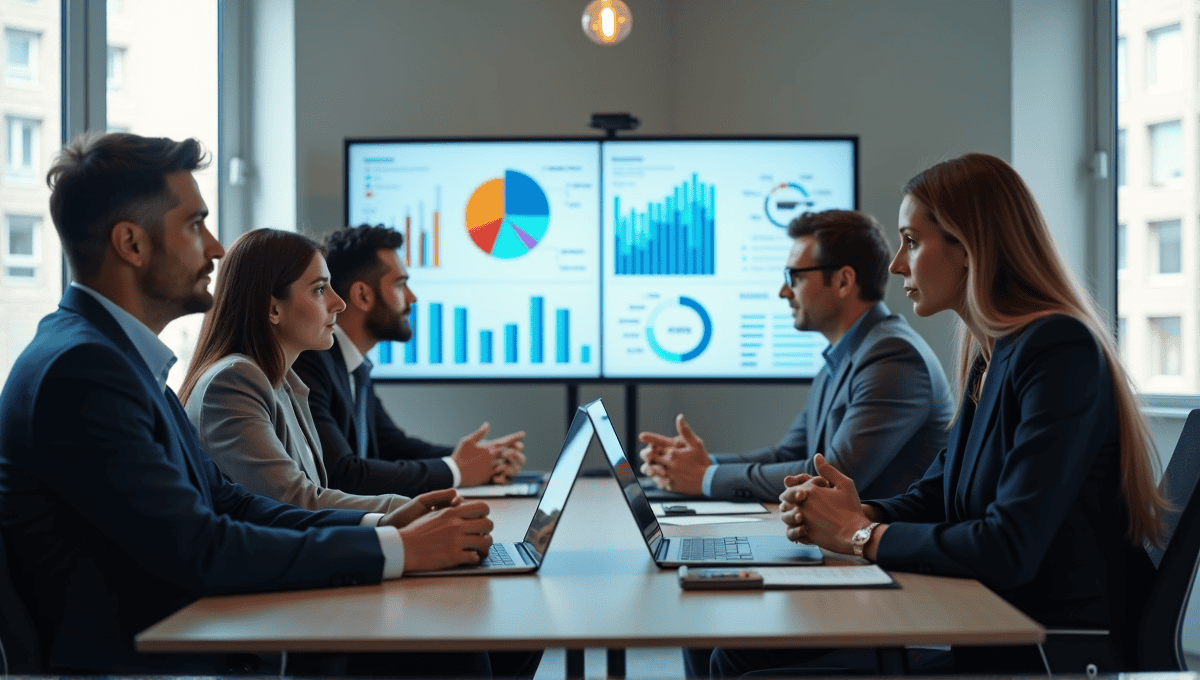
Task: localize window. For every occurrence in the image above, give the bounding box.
[5,117,40,180]
[1152,220,1182,274]
[4,29,39,85]
[1116,37,1127,101]
[1149,316,1183,377]
[1117,223,1126,272]
[3,215,39,283]
[1116,129,1126,187]
[1149,120,1183,185]
[1147,24,1182,88]
[106,45,125,91]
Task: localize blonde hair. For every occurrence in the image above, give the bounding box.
[904,152,1167,547]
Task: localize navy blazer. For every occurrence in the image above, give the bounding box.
[0,288,384,673]
[870,314,1153,664]
[294,338,454,496]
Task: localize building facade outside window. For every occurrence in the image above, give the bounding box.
[106,44,124,91]
[4,116,39,181]
[3,213,38,283]
[1116,3,1197,395]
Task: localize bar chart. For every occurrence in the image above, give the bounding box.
[398,186,441,269]
[614,173,715,276]
[376,297,592,371]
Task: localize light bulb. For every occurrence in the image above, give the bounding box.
[582,0,632,46]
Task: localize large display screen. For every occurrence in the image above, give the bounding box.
[344,137,857,380]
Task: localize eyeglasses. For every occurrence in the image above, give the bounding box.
[784,265,845,287]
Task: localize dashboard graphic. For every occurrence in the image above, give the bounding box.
[466,170,551,258]
[346,137,855,380]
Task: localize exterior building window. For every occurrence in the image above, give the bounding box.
[107,46,125,91]
[3,215,39,282]
[4,117,40,180]
[4,29,39,85]
[1117,223,1127,272]
[1149,120,1183,185]
[1152,219,1182,274]
[1149,316,1183,376]
[1147,24,1182,88]
[1116,128,1126,187]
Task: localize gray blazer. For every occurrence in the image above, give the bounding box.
[184,354,409,514]
[709,303,954,502]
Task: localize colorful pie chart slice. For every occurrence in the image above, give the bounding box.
[466,170,550,258]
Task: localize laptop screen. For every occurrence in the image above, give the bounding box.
[523,406,595,560]
[583,400,666,557]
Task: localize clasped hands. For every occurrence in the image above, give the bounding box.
[637,414,710,496]
[453,422,528,486]
[779,453,875,557]
[382,488,497,572]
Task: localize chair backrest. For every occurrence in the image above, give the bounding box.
[0,529,43,673]
[1138,409,1200,671]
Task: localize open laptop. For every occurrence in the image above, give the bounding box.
[584,399,824,567]
[412,404,594,576]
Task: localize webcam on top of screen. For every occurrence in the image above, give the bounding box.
[590,112,640,137]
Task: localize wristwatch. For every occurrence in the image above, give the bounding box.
[850,522,881,557]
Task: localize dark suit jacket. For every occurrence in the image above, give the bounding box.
[0,288,384,673]
[869,314,1153,666]
[294,338,454,496]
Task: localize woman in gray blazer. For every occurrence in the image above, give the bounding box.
[180,229,411,514]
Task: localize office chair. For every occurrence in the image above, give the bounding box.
[1137,408,1200,671]
[0,529,42,673]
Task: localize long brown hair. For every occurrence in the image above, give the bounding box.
[179,228,323,404]
[904,152,1168,547]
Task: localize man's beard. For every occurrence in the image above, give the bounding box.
[144,257,214,317]
[365,298,412,343]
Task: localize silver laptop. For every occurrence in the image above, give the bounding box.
[412,405,594,576]
[584,399,824,568]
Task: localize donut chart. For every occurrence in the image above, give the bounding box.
[645,296,713,363]
[765,182,816,228]
[466,170,551,258]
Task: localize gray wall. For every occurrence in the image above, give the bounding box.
[279,0,1010,467]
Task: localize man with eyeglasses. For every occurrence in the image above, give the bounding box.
[639,209,953,506]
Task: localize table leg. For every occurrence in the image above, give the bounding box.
[606,648,626,679]
[566,648,585,680]
[874,647,908,674]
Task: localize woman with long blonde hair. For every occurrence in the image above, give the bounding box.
[714,153,1167,676]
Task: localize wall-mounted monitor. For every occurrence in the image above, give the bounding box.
[344,136,857,381]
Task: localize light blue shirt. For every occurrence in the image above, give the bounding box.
[72,283,406,578]
[700,308,874,497]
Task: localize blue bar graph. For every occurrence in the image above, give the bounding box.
[581,345,591,364]
[555,309,569,363]
[429,303,443,364]
[379,341,393,364]
[454,307,467,364]
[505,324,518,364]
[614,173,715,275]
[530,296,544,363]
[405,303,418,364]
[480,330,493,364]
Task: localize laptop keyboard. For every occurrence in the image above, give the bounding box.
[679,537,754,560]
[481,543,516,567]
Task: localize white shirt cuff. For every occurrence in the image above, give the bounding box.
[443,455,462,487]
[701,461,719,497]
[360,513,384,526]
[375,527,406,579]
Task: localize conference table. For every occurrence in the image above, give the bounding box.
[136,474,1044,676]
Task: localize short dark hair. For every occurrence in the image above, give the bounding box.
[46,132,209,280]
[786,209,891,302]
[322,224,405,298]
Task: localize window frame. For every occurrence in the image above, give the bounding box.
[3,214,41,285]
[4,28,41,87]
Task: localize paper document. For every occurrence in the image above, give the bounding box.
[658,516,764,526]
[457,482,540,498]
[651,501,768,516]
[758,565,896,589]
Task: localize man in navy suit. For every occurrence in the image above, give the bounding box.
[0,133,496,675]
[294,224,526,497]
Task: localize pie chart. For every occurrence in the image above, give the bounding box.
[465,170,550,258]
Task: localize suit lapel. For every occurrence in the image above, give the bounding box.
[955,340,1017,513]
[328,337,356,411]
[810,356,853,456]
[60,288,213,505]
